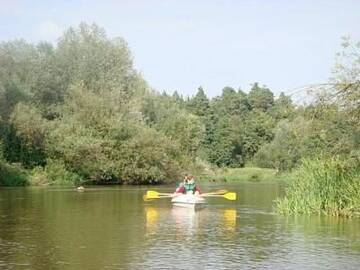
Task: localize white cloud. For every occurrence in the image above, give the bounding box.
[37,21,63,42]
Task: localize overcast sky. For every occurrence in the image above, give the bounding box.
[1,0,359,98]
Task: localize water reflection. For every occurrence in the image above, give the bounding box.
[144,205,237,237]
[1,185,360,270]
[223,209,237,229]
[145,206,159,228]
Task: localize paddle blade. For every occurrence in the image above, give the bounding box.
[146,190,160,198]
[143,195,154,201]
[145,191,160,199]
[224,192,237,201]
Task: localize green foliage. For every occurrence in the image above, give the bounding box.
[254,118,308,170]
[254,101,358,171]
[0,143,28,186]
[187,87,209,117]
[240,110,275,159]
[55,23,136,98]
[276,157,360,217]
[270,92,296,120]
[0,162,28,186]
[113,128,186,184]
[142,94,205,157]
[9,103,47,167]
[206,115,244,167]
[248,83,274,112]
[213,87,250,116]
[30,160,81,186]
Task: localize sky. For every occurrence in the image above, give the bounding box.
[0,0,359,99]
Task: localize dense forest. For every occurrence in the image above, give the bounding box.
[0,23,359,204]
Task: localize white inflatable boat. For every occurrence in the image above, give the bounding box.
[171,194,206,209]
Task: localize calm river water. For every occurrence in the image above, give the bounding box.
[0,182,360,269]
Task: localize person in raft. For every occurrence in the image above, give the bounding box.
[175,174,188,193]
[175,175,201,195]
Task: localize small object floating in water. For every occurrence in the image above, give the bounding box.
[171,194,206,210]
[76,186,85,192]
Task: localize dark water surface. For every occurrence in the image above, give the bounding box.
[1,182,359,269]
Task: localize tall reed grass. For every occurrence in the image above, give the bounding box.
[276,157,360,217]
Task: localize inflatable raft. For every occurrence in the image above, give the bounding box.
[171,194,206,209]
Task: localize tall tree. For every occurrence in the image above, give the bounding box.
[188,86,209,117]
[270,92,295,120]
[248,82,274,112]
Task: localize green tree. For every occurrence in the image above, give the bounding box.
[270,92,296,120]
[248,82,274,112]
[240,110,275,159]
[187,86,210,117]
[55,23,137,100]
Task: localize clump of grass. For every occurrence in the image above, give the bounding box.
[276,157,360,217]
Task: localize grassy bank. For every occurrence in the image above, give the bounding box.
[197,167,287,183]
[276,157,360,217]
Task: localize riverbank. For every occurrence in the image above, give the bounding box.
[0,160,288,187]
[197,167,288,183]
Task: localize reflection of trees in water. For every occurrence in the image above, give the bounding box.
[281,215,360,252]
[46,190,148,269]
[0,188,150,269]
[237,213,290,263]
[239,181,283,209]
[232,182,290,263]
[0,189,56,268]
[239,213,360,267]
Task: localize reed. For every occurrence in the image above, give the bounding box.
[276,157,360,217]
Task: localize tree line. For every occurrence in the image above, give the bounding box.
[0,23,358,186]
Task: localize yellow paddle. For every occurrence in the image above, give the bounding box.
[201,192,237,201]
[146,190,174,198]
[143,195,156,201]
[144,190,236,201]
[144,191,174,200]
[146,189,228,199]
[202,189,228,196]
[223,192,237,200]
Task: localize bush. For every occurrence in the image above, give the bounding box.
[113,128,186,184]
[0,140,28,186]
[276,157,360,217]
[30,160,81,186]
[0,161,28,186]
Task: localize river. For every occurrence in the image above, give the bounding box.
[0,182,359,269]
